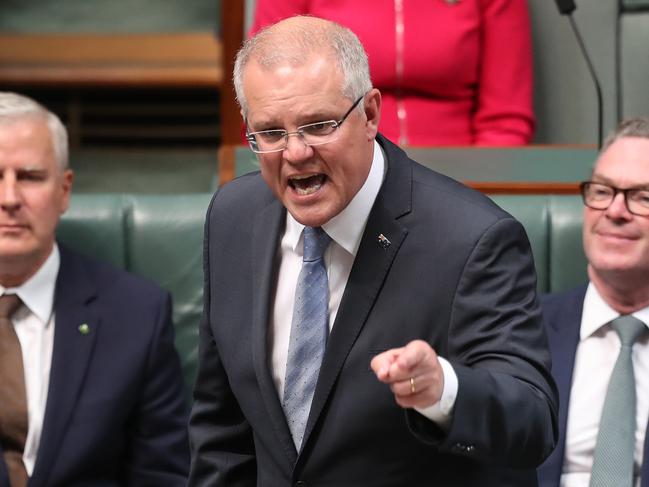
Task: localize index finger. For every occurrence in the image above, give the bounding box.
[370,347,405,381]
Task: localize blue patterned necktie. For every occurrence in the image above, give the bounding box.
[589,315,646,487]
[282,226,331,450]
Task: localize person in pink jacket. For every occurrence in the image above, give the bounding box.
[250,0,535,146]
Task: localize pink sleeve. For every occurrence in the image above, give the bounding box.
[473,0,535,145]
[249,0,311,36]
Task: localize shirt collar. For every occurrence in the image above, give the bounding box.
[0,244,59,325]
[285,139,386,256]
[581,281,649,340]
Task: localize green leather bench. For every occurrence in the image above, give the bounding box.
[57,193,211,398]
[57,192,588,396]
[491,195,587,293]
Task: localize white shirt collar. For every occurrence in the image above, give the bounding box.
[0,244,59,325]
[285,139,386,256]
[581,281,649,340]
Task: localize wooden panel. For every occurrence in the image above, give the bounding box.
[466,182,579,194]
[218,144,237,185]
[0,33,222,87]
[220,0,245,145]
[0,0,218,34]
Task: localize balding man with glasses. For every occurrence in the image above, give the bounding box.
[538,117,649,487]
[189,15,558,487]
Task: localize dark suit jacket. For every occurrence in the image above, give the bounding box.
[189,134,558,486]
[538,285,649,487]
[0,246,189,487]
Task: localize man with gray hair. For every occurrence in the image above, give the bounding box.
[538,118,649,487]
[190,16,557,486]
[0,92,190,486]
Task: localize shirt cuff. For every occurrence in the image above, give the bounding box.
[414,357,458,431]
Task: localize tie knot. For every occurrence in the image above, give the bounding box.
[302,227,331,262]
[611,315,646,347]
[0,294,22,320]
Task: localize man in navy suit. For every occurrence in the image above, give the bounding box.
[0,92,189,486]
[189,16,558,486]
[538,118,649,487]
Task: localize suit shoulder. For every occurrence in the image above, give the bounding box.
[209,171,273,215]
[203,171,280,246]
[59,246,169,304]
[406,159,513,235]
[417,161,506,211]
[541,285,587,309]
[540,285,587,323]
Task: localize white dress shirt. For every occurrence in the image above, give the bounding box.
[561,282,649,487]
[269,140,458,428]
[0,245,59,476]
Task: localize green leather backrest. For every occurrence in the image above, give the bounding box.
[127,194,211,394]
[57,193,211,397]
[57,194,128,268]
[547,196,588,292]
[492,195,588,294]
[0,0,219,33]
[491,195,550,292]
[55,192,587,398]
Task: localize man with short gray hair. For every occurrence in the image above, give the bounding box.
[0,92,189,486]
[190,16,558,486]
[538,117,649,487]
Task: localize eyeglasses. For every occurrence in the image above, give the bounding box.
[580,181,649,216]
[245,95,365,154]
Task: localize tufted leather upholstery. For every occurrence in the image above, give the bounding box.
[492,195,587,293]
[57,193,211,398]
[56,192,587,399]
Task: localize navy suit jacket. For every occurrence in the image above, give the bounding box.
[538,285,649,487]
[0,246,189,487]
[189,134,558,486]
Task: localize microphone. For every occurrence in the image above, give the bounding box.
[554,0,576,15]
[554,0,603,148]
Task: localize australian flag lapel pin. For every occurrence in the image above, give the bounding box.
[377,233,391,250]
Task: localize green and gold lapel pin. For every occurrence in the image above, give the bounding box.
[78,323,90,335]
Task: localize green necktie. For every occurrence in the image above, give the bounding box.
[589,315,646,487]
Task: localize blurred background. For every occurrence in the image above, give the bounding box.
[1,0,648,192]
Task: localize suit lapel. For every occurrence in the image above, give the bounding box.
[539,287,585,486]
[302,136,412,452]
[29,248,99,486]
[250,201,298,464]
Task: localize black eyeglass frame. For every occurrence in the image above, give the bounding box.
[245,95,365,154]
[579,181,649,216]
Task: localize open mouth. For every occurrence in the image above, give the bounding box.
[289,174,327,196]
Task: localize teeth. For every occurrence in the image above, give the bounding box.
[290,174,325,195]
[295,180,322,195]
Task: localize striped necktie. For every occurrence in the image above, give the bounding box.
[0,293,29,487]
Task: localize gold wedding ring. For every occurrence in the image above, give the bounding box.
[410,376,416,394]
